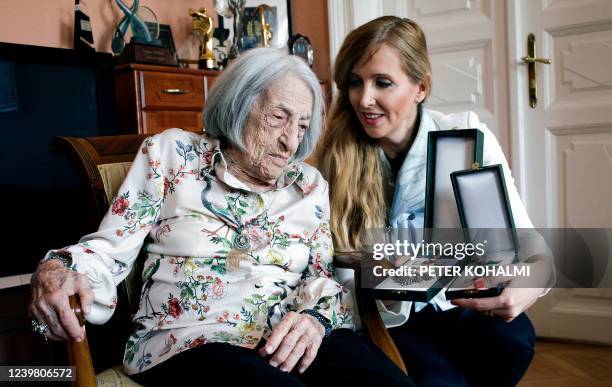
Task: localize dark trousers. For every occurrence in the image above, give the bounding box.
[389,304,536,387]
[130,328,414,387]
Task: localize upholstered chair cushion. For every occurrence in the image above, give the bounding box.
[95,366,142,386]
[97,162,133,202]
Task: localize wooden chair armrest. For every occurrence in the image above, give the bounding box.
[356,289,407,374]
[333,253,408,375]
[67,295,97,387]
[333,252,363,270]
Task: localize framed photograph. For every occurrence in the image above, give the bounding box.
[223,0,292,50]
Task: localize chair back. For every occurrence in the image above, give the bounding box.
[53,134,148,374]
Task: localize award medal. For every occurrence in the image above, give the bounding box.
[201,154,279,271]
[226,214,273,271]
[227,231,251,271]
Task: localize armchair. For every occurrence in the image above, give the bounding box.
[53,134,407,386]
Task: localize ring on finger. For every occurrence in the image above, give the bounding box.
[482,310,495,317]
[31,319,50,340]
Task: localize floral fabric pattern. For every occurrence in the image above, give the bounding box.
[43,129,353,375]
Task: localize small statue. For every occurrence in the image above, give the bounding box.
[213,16,230,69]
[189,7,216,69]
[214,0,246,61]
[111,0,157,55]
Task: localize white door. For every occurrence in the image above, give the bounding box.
[328,0,512,151]
[508,0,612,344]
[328,0,612,343]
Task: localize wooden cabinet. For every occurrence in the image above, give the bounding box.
[114,64,220,135]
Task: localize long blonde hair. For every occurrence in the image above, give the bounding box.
[317,16,432,251]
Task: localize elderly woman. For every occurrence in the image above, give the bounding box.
[29,49,412,386]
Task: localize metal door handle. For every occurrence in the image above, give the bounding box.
[162,88,190,94]
[522,33,552,108]
[521,56,552,64]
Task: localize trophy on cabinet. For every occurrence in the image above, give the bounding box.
[74,0,95,52]
[111,0,177,66]
[189,7,216,70]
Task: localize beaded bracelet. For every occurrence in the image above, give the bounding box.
[300,309,332,337]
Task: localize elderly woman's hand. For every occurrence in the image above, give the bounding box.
[29,259,94,341]
[258,311,326,373]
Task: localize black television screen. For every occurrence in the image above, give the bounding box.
[0,43,117,277]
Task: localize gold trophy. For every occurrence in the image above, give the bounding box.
[256,5,273,47]
[189,7,216,69]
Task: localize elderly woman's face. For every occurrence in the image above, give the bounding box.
[241,76,313,182]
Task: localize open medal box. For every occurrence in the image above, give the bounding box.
[372,129,519,301]
[444,163,520,299]
[372,255,460,302]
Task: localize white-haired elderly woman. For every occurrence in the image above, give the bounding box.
[29,49,412,387]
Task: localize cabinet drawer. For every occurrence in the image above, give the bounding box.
[143,110,203,134]
[207,75,218,93]
[141,71,204,110]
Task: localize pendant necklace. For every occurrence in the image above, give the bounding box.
[225,188,280,271]
[201,151,281,271]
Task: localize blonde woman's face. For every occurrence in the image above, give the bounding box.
[348,44,427,147]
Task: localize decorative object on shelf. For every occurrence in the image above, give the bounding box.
[288,34,313,67]
[74,0,95,52]
[214,0,246,61]
[215,0,291,55]
[111,0,154,53]
[248,1,291,49]
[150,23,178,64]
[243,4,274,49]
[189,7,216,70]
[111,0,177,66]
[213,16,231,69]
[257,5,273,47]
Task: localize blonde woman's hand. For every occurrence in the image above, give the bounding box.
[451,287,543,322]
[29,259,94,341]
[452,257,551,321]
[258,311,326,373]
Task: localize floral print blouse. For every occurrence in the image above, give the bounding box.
[44,129,354,375]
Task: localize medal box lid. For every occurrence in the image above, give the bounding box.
[424,129,484,238]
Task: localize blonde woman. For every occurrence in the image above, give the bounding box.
[318,16,548,386]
